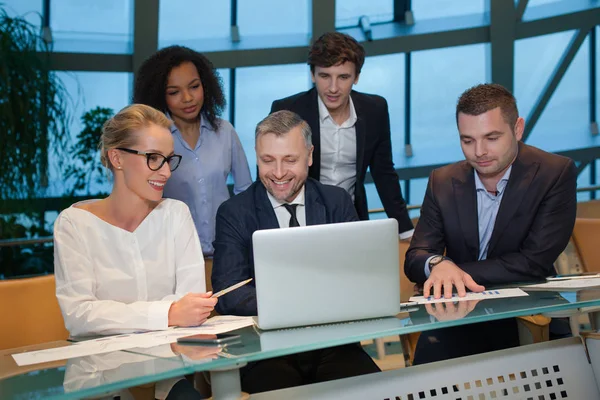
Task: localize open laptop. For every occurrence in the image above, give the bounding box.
[252,218,400,330]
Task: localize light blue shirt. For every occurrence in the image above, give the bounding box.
[163,115,252,256]
[424,165,512,277]
[474,166,512,261]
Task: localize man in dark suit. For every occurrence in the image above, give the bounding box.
[405,83,577,364]
[271,32,413,239]
[212,110,379,394]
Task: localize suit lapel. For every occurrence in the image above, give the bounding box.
[487,145,539,255]
[352,92,366,178]
[304,180,326,226]
[453,164,479,260]
[254,183,280,230]
[306,89,321,180]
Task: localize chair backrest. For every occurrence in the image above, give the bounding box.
[399,240,414,303]
[577,200,600,219]
[205,257,220,318]
[398,217,420,303]
[571,218,600,273]
[0,275,69,350]
[204,257,213,292]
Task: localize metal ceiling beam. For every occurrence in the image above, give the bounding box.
[522,28,591,142]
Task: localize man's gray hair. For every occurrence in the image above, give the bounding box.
[255,110,312,148]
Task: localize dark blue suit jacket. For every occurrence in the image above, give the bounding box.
[405,142,577,285]
[212,178,359,316]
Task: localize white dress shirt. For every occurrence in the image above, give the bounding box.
[54,199,206,337]
[317,95,414,240]
[318,95,358,199]
[266,186,306,228]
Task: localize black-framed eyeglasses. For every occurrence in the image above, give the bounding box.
[116,148,182,171]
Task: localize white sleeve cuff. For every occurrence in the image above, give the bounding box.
[399,229,414,240]
[424,255,436,278]
[148,300,174,331]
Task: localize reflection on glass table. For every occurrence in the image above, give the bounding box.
[63,346,190,398]
[170,342,221,363]
[5,288,600,399]
[128,289,600,365]
[0,343,189,400]
[422,300,482,322]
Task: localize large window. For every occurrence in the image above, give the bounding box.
[578,165,594,202]
[528,0,563,4]
[409,178,429,213]
[2,0,43,28]
[49,72,133,196]
[411,43,487,158]
[516,31,590,152]
[50,0,133,54]
[217,68,231,122]
[354,53,406,209]
[411,0,485,21]
[515,31,573,124]
[238,0,310,38]
[523,0,565,20]
[355,53,406,163]
[158,0,230,49]
[335,0,394,27]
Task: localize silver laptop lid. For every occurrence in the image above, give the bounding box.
[252,218,400,330]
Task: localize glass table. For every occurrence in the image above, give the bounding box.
[3,288,600,399]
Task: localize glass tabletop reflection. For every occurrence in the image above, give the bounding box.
[4,288,600,399]
[129,288,600,366]
[0,342,194,400]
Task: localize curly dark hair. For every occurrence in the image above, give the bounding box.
[133,45,226,130]
[308,32,365,75]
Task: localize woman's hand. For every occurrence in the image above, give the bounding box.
[168,292,217,327]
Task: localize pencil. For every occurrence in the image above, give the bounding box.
[211,278,253,298]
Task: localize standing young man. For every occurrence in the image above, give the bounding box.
[271,32,413,238]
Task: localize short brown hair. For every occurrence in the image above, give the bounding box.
[255,110,312,149]
[308,32,365,75]
[456,83,519,128]
[100,104,171,171]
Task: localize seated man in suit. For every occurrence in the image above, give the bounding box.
[405,83,577,364]
[212,110,380,394]
[271,32,413,239]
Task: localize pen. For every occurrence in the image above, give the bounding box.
[211,278,253,298]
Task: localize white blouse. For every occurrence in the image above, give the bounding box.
[54,199,206,337]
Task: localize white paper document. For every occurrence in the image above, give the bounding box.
[409,288,529,304]
[12,316,254,367]
[522,278,600,291]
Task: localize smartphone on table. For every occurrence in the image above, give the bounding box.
[177,333,241,345]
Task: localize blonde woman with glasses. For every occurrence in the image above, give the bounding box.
[54,104,216,399]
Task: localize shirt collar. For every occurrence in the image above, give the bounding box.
[317,94,357,126]
[166,112,210,134]
[266,185,306,209]
[474,165,512,195]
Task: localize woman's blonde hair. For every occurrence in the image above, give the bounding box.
[100,104,172,171]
